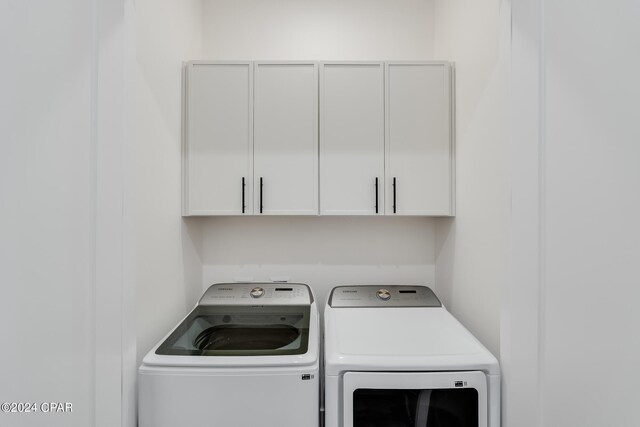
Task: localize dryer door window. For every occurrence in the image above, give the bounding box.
[353,388,477,427]
[343,371,488,427]
[155,305,310,356]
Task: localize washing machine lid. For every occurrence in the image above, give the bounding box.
[155,304,310,357]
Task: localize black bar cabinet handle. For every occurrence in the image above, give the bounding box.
[375,177,379,214]
[241,177,246,214]
[393,177,397,214]
[260,177,263,214]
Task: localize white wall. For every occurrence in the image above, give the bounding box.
[202,0,435,60]
[502,0,543,425]
[507,0,640,426]
[198,0,441,303]
[540,0,640,425]
[432,0,510,357]
[1,1,126,426]
[0,2,94,424]
[200,217,436,307]
[131,0,204,367]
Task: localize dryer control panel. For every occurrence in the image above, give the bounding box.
[329,285,441,308]
[199,282,312,306]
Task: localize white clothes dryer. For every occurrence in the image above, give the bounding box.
[324,285,500,427]
[139,282,319,427]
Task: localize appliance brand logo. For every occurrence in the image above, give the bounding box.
[217,288,234,291]
[301,374,314,381]
[342,290,357,293]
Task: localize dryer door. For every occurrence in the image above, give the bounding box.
[343,371,487,427]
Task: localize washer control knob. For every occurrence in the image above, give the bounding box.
[250,287,265,298]
[376,288,391,301]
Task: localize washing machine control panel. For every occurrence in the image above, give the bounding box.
[329,285,441,308]
[199,283,312,306]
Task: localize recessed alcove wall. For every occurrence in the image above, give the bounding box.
[195,216,437,309]
[134,0,507,366]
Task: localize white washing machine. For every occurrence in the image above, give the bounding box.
[139,282,319,427]
[324,285,500,427]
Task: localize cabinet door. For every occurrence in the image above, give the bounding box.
[386,63,454,216]
[254,62,318,215]
[320,63,384,215]
[184,62,253,215]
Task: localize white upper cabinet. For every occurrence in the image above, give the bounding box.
[320,63,385,215]
[386,62,454,216]
[183,60,454,217]
[184,62,253,215]
[253,62,319,215]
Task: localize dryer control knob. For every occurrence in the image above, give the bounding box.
[376,288,391,301]
[250,287,265,298]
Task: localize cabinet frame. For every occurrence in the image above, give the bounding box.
[182,60,455,217]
